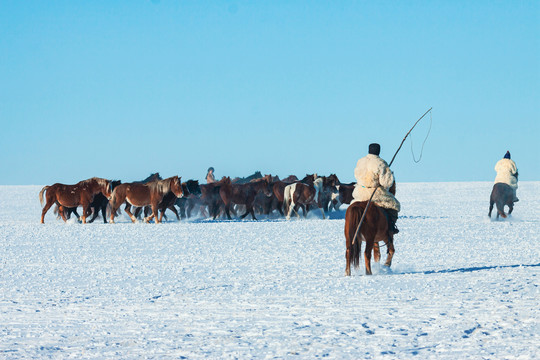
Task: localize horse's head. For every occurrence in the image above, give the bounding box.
[256,179,273,197]
[95,178,113,199]
[111,180,122,190]
[170,176,184,198]
[325,174,339,187]
[187,180,201,196]
[301,174,316,184]
[181,182,191,197]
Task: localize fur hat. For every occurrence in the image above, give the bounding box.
[368,143,381,156]
[503,151,511,159]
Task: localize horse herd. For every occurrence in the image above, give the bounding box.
[39,171,355,225]
[38,172,517,276]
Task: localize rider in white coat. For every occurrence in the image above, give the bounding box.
[494,151,519,202]
[352,143,400,234]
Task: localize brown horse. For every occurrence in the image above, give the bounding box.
[55,180,122,223]
[109,176,183,223]
[220,177,273,220]
[39,178,112,224]
[135,180,202,221]
[198,177,230,219]
[489,183,516,219]
[344,182,397,276]
[344,201,395,276]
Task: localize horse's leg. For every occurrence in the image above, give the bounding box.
[319,206,326,220]
[364,240,374,275]
[124,204,137,223]
[150,202,159,223]
[496,200,507,219]
[59,205,69,222]
[158,208,166,223]
[101,204,108,223]
[373,242,381,263]
[224,202,232,220]
[345,247,352,276]
[246,203,257,220]
[300,204,307,218]
[168,205,180,221]
[41,197,55,223]
[71,208,81,222]
[508,202,514,215]
[88,206,99,223]
[384,238,395,268]
[488,198,494,218]
[277,200,284,216]
[80,204,89,224]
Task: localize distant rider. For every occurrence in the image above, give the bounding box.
[352,143,400,234]
[206,167,216,184]
[494,151,519,202]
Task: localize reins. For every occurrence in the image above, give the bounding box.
[351,107,432,246]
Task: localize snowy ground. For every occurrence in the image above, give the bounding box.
[0,182,538,359]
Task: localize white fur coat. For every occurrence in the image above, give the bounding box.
[351,154,400,211]
[494,158,518,190]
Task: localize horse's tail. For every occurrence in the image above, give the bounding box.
[345,202,364,269]
[39,186,49,207]
[283,184,295,219]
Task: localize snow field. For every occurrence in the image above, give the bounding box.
[0,182,538,358]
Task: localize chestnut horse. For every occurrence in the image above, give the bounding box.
[39,177,112,224]
[109,176,183,223]
[488,183,516,219]
[220,176,273,220]
[57,180,122,223]
[344,182,397,276]
[136,179,202,221]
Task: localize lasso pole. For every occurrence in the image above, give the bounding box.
[351,107,432,245]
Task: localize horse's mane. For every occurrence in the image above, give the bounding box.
[80,177,109,188]
[147,176,177,194]
[217,176,231,185]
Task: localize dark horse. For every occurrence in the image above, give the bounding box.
[198,177,230,219]
[175,180,202,219]
[344,182,397,276]
[489,183,516,219]
[109,176,183,223]
[220,176,273,220]
[39,178,112,224]
[231,171,263,184]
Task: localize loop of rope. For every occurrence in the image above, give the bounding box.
[410,110,432,163]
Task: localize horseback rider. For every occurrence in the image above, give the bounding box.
[206,167,216,184]
[352,143,400,234]
[494,151,519,202]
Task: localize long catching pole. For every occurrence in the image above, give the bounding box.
[351,107,432,245]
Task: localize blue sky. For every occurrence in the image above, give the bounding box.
[1,1,538,185]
